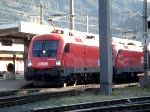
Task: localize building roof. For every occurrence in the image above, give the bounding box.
[0,21,53,41]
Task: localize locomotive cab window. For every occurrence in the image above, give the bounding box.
[33,40,59,57]
[64,43,70,53]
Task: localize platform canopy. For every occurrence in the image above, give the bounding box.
[0,21,53,43]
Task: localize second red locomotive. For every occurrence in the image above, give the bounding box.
[25,29,145,86]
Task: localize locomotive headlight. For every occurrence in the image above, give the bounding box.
[56,60,61,66]
[28,60,32,67]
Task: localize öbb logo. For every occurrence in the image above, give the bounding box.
[38,62,48,66]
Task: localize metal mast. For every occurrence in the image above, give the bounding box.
[143,0,149,84]
[70,0,75,30]
[99,0,112,94]
[39,3,45,24]
[86,15,89,33]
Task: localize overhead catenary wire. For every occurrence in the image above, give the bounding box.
[0,0,141,35]
[0,0,99,21]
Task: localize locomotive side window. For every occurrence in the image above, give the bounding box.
[33,40,58,57]
[64,43,70,53]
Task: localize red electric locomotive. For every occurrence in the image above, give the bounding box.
[25,29,145,86]
[25,30,99,86]
[112,38,144,83]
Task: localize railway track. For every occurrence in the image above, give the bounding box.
[0,83,136,97]
[0,83,139,108]
[65,83,139,89]
[0,85,98,98]
[0,88,97,108]
[0,89,42,97]
[33,96,150,112]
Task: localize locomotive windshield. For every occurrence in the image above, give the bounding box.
[33,40,58,57]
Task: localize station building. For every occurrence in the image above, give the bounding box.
[0,44,24,74]
[0,21,53,78]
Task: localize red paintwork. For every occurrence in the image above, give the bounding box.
[28,31,144,73]
[112,38,144,70]
[114,50,143,69]
[28,32,99,69]
[61,43,99,67]
[28,34,63,69]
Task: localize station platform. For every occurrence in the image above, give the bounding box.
[0,78,31,91]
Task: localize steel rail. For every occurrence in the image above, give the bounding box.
[33,96,150,112]
[0,83,140,108]
[0,83,138,97]
[66,102,150,112]
[0,89,43,97]
[0,89,85,108]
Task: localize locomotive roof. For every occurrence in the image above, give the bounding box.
[112,37,142,47]
[32,29,99,47]
[112,37,144,52]
[32,29,149,50]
